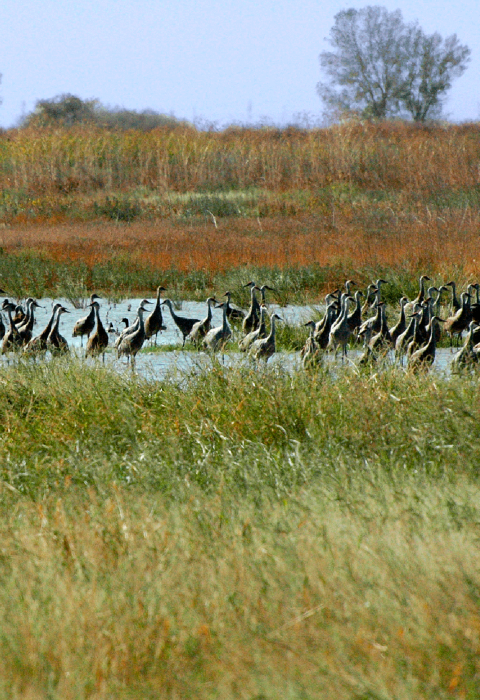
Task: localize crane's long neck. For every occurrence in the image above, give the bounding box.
[222,303,229,331]
[380,305,389,333]
[94,304,102,327]
[41,307,59,338]
[21,300,32,327]
[26,303,37,331]
[207,300,214,322]
[354,292,362,313]
[165,300,177,321]
[258,307,267,333]
[426,321,438,351]
[137,308,145,332]
[52,310,62,334]
[269,315,277,340]
[7,307,15,331]
[405,316,416,336]
[451,282,458,307]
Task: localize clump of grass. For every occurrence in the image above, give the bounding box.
[1,357,479,495]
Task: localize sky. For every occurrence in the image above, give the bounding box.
[0,0,478,129]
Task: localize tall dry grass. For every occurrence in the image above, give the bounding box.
[1,121,479,196]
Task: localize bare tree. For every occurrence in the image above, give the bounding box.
[318,6,470,122]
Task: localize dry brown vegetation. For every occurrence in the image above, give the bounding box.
[0,121,479,290]
[0,205,477,286]
[2,121,479,195]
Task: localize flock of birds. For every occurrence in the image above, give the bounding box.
[0,275,479,373]
[299,275,480,372]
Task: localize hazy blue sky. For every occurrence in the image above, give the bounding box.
[0,0,478,128]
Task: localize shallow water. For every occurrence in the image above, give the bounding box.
[0,297,463,379]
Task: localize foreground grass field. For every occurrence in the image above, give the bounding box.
[1,359,480,698]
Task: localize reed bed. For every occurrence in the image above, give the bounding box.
[0,209,478,301]
[0,359,480,698]
[2,122,480,197]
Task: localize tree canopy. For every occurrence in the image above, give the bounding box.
[317,6,471,122]
[21,94,189,131]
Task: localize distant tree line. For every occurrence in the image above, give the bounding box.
[20,94,189,131]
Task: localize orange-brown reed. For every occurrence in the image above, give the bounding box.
[1,121,479,195]
[1,204,478,284]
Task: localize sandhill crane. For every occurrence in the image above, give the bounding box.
[12,304,26,325]
[405,274,431,315]
[239,304,268,352]
[242,282,261,334]
[47,306,70,355]
[145,286,167,344]
[362,279,388,313]
[368,304,392,354]
[446,280,461,314]
[433,285,449,317]
[471,284,480,324]
[395,308,420,364]
[314,299,339,349]
[406,299,433,357]
[347,290,364,336]
[407,316,444,372]
[17,299,43,346]
[223,291,246,323]
[451,321,479,372]
[117,304,148,366]
[14,297,33,332]
[361,283,376,315]
[114,301,151,349]
[162,298,200,347]
[202,302,232,352]
[389,297,408,347]
[249,312,282,362]
[24,303,63,356]
[301,320,321,368]
[188,297,218,346]
[85,301,109,361]
[424,298,443,346]
[358,292,382,341]
[1,301,22,354]
[328,295,354,357]
[107,322,117,345]
[312,292,338,337]
[72,293,101,345]
[257,284,276,306]
[444,292,472,347]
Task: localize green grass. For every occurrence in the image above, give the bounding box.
[1,358,480,697]
[1,248,465,307]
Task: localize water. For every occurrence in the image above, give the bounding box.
[0,297,461,379]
